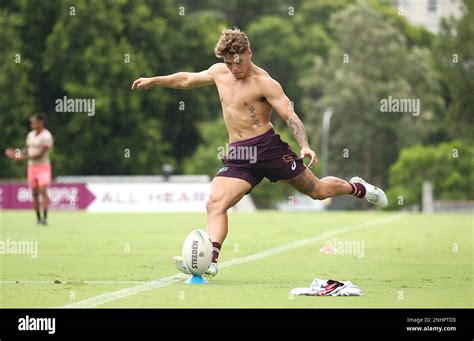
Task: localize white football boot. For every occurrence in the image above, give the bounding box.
[203,262,218,278]
[172,256,218,277]
[172,256,191,275]
[349,177,388,208]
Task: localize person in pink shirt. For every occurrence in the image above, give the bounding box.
[5,113,54,225]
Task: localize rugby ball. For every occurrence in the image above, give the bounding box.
[182,229,213,276]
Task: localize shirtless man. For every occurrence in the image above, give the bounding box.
[131,28,387,277]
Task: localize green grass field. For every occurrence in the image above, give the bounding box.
[0,211,472,308]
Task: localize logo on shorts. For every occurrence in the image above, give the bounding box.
[217,167,228,174]
[282,154,296,170]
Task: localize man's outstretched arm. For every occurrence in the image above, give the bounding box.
[131,63,219,90]
[261,77,317,168]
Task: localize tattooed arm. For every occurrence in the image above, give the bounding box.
[287,114,309,149]
[261,77,317,168]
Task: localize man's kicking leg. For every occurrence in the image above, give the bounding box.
[174,176,252,277]
[280,168,387,207]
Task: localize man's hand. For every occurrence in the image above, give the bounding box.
[131,77,153,90]
[5,148,15,159]
[5,148,25,162]
[300,146,317,168]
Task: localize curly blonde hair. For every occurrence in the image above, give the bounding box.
[214,28,250,58]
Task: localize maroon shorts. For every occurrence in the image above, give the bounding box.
[215,128,306,190]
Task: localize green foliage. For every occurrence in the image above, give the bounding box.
[1,0,227,176]
[182,119,228,178]
[0,7,34,178]
[370,0,435,48]
[386,140,474,209]
[292,0,354,31]
[39,0,169,175]
[181,0,295,29]
[247,15,331,112]
[434,0,474,142]
[0,0,468,209]
[300,1,442,186]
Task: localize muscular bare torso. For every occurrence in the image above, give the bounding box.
[212,64,274,143]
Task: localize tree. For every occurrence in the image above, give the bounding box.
[0,6,34,179]
[300,1,442,188]
[386,140,473,209]
[39,0,170,175]
[182,0,295,29]
[246,15,331,117]
[38,0,225,175]
[434,0,473,142]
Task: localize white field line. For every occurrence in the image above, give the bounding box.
[59,213,404,308]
